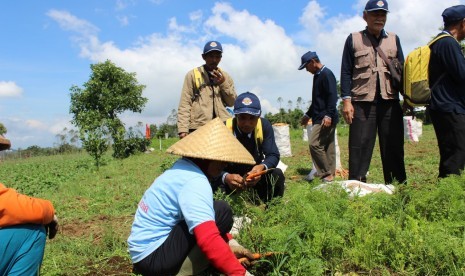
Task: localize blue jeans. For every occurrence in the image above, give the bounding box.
[0,224,46,276]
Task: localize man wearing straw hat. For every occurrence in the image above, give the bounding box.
[214,92,285,204]
[0,135,59,275]
[128,118,255,276]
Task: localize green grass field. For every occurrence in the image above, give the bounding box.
[1,124,464,275]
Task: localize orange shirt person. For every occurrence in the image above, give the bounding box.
[0,135,59,276]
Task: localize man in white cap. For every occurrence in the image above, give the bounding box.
[177,41,237,138]
[340,0,406,184]
[0,136,59,275]
[128,118,255,276]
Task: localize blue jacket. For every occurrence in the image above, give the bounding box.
[305,66,339,125]
[429,31,465,114]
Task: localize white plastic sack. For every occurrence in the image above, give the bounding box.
[403,116,423,142]
[314,180,395,198]
[273,123,292,157]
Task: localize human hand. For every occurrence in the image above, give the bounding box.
[229,239,255,266]
[45,214,59,239]
[300,116,310,126]
[225,174,247,191]
[321,116,332,128]
[342,100,354,124]
[244,165,266,187]
[210,69,225,85]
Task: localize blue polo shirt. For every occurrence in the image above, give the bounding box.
[127,158,215,263]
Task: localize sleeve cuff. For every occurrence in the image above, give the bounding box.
[221,172,229,184]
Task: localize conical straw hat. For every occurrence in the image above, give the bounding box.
[0,135,11,151]
[167,118,255,165]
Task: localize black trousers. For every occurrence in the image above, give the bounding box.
[429,108,465,178]
[348,101,406,184]
[133,200,233,276]
[212,168,285,203]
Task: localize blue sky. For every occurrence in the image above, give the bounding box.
[1,0,463,149]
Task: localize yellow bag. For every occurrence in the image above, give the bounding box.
[403,34,451,107]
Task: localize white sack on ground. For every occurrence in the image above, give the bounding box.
[314,180,395,197]
[273,123,292,157]
[277,160,288,173]
[403,116,423,142]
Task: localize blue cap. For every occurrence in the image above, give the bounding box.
[203,41,223,54]
[298,51,318,70]
[234,92,261,116]
[364,0,389,12]
[442,5,465,24]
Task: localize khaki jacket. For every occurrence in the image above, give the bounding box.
[177,66,236,133]
[351,31,399,101]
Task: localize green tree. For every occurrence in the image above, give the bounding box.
[70,60,147,167]
[0,123,7,135]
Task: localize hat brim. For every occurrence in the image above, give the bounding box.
[298,62,308,70]
[166,118,255,165]
[365,8,389,12]
[0,137,11,151]
[203,49,223,54]
[234,108,261,116]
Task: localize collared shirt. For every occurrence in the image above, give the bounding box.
[340,28,404,99]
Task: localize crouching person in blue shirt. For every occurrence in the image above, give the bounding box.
[127,118,256,276]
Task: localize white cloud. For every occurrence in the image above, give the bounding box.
[117,15,130,26]
[47,10,99,36]
[0,81,23,97]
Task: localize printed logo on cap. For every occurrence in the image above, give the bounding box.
[210,42,218,47]
[376,0,385,7]
[242,97,253,106]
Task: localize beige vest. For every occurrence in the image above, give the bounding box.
[351,31,399,101]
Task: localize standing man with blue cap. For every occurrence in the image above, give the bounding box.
[340,0,406,184]
[177,41,237,139]
[428,5,465,178]
[298,51,339,182]
[213,92,285,204]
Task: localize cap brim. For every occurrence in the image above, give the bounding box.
[298,62,308,70]
[365,8,389,12]
[203,49,223,54]
[234,108,261,116]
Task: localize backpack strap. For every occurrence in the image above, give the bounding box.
[254,118,263,147]
[427,33,452,46]
[193,67,203,91]
[428,34,453,91]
